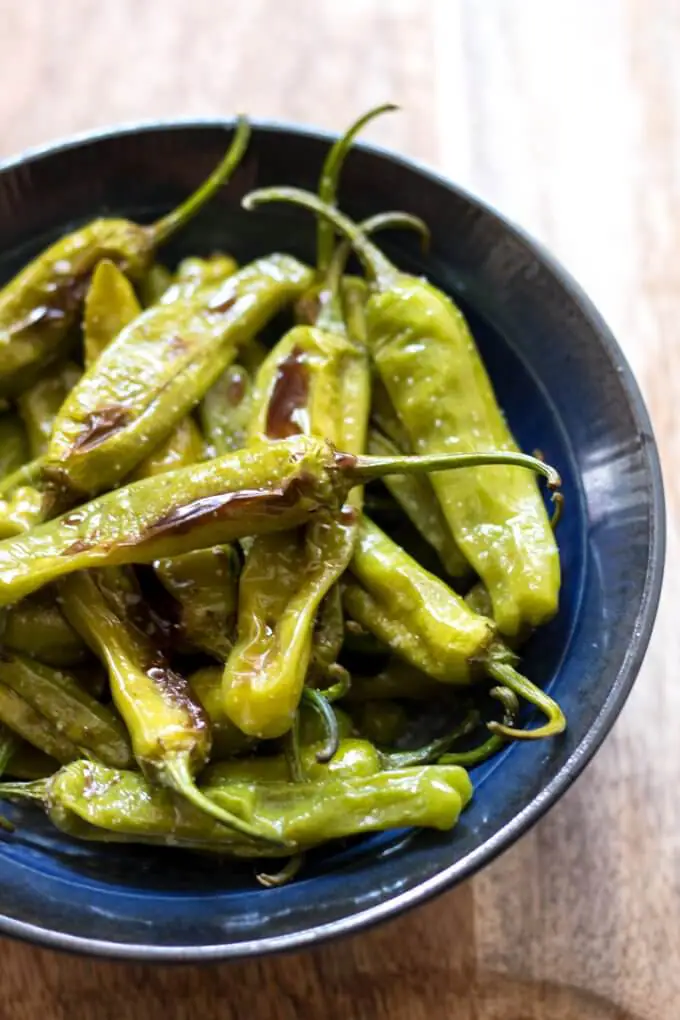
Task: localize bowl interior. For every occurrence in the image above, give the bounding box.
[0,122,663,959]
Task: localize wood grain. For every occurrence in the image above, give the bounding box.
[0,0,675,1017]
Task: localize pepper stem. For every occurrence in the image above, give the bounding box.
[485,659,566,739]
[317,103,398,273]
[301,688,339,764]
[380,709,480,769]
[244,186,398,287]
[316,211,429,334]
[353,449,562,491]
[163,757,287,847]
[256,853,305,888]
[438,733,506,768]
[151,116,251,246]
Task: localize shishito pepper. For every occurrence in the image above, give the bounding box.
[58,568,282,844]
[0,649,131,767]
[0,435,557,606]
[344,518,565,739]
[345,516,493,683]
[43,252,313,507]
[83,259,142,366]
[2,589,88,667]
[0,117,251,399]
[0,758,473,855]
[156,546,240,660]
[243,187,561,637]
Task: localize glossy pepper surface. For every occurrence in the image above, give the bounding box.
[0,758,473,854]
[0,118,250,399]
[243,187,561,637]
[2,590,88,667]
[0,435,557,606]
[156,546,239,660]
[44,253,313,506]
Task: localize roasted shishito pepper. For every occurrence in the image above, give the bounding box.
[43,252,313,509]
[242,188,561,638]
[0,436,558,607]
[0,757,473,854]
[57,568,283,845]
[0,118,251,400]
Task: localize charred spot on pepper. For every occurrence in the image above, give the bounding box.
[225,368,247,407]
[138,472,330,543]
[61,538,94,556]
[146,664,207,727]
[265,346,310,439]
[71,406,131,453]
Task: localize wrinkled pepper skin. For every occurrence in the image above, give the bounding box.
[0,118,250,400]
[156,546,240,660]
[0,649,132,768]
[345,516,493,683]
[242,188,561,638]
[0,415,30,479]
[367,282,560,635]
[221,325,370,740]
[43,255,313,505]
[0,437,347,606]
[2,590,89,667]
[17,362,81,458]
[1,758,473,855]
[59,568,209,779]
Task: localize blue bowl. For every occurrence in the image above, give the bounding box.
[0,120,664,960]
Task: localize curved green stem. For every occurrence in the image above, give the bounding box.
[489,685,520,728]
[256,853,305,888]
[438,733,506,768]
[316,210,429,333]
[320,665,351,703]
[485,660,566,740]
[283,713,305,783]
[355,449,562,492]
[551,491,564,529]
[152,116,251,245]
[317,103,398,272]
[380,709,479,769]
[244,186,397,286]
[164,757,287,847]
[0,778,48,801]
[301,688,339,763]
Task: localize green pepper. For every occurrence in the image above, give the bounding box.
[58,568,281,844]
[0,436,557,606]
[243,187,562,637]
[83,259,142,365]
[199,341,268,457]
[0,757,472,855]
[367,425,469,579]
[345,517,565,738]
[0,649,131,767]
[17,362,81,459]
[44,251,312,508]
[203,737,379,786]
[0,118,250,399]
[0,683,81,764]
[345,515,493,683]
[168,253,239,300]
[130,417,205,481]
[138,263,173,307]
[155,546,239,660]
[0,415,30,479]
[0,485,43,539]
[186,666,255,757]
[2,589,89,667]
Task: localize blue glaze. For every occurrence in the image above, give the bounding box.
[0,120,664,960]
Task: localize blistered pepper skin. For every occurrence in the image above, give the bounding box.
[43,255,314,505]
[1,758,473,856]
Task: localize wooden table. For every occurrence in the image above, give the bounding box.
[0,1,675,1017]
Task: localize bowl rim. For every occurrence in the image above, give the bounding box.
[0,116,666,962]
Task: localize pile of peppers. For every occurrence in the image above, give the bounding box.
[0,107,565,884]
